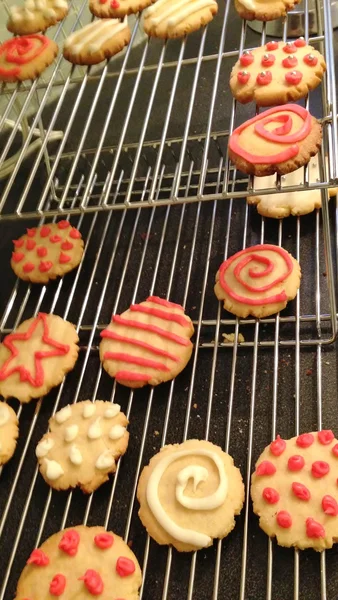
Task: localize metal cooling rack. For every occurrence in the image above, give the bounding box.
[0,1,338,599]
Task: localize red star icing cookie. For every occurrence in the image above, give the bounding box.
[228,104,322,177]
[251,431,338,550]
[89,0,155,19]
[14,525,142,600]
[235,0,301,22]
[99,296,194,388]
[230,39,326,106]
[0,313,79,403]
[214,244,301,319]
[0,34,58,83]
[11,221,84,284]
[0,403,19,466]
[7,0,69,36]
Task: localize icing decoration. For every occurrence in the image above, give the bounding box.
[237,70,250,84]
[103,352,171,373]
[50,235,62,243]
[218,245,294,307]
[109,424,126,440]
[143,0,217,29]
[26,239,36,250]
[13,239,24,248]
[79,569,104,595]
[100,330,180,362]
[270,435,286,456]
[322,495,338,516]
[69,444,83,465]
[292,482,311,501]
[23,262,35,273]
[111,0,120,6]
[262,487,279,504]
[282,56,298,68]
[27,228,36,237]
[304,53,318,66]
[277,510,292,528]
[44,458,64,480]
[37,246,47,257]
[0,404,9,426]
[61,240,73,251]
[83,403,96,418]
[36,437,54,457]
[116,557,135,577]
[58,530,80,556]
[312,461,330,478]
[39,260,53,272]
[57,221,70,230]
[104,404,120,418]
[130,302,190,327]
[146,448,228,547]
[240,51,254,67]
[229,104,312,165]
[88,417,102,439]
[94,533,114,549]
[69,228,81,239]
[12,252,24,263]
[283,42,297,53]
[59,253,71,264]
[266,41,278,51]
[318,430,334,445]
[256,70,272,85]
[110,314,191,346]
[306,517,325,538]
[0,36,50,78]
[49,574,66,596]
[285,70,303,85]
[55,405,72,424]
[256,460,276,476]
[295,37,306,47]
[114,371,150,382]
[332,444,338,457]
[27,549,49,566]
[96,451,114,470]
[40,226,51,237]
[65,18,129,55]
[147,296,185,310]
[261,53,275,67]
[296,433,314,448]
[64,424,79,442]
[287,455,305,471]
[0,313,70,387]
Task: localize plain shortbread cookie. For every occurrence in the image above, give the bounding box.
[0,403,19,466]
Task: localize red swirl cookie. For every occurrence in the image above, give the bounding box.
[214,244,301,319]
[228,104,322,177]
[230,39,326,106]
[0,34,58,82]
[14,525,142,599]
[235,0,301,21]
[11,221,84,284]
[251,431,338,550]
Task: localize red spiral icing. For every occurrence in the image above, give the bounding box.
[27,549,49,566]
[318,430,334,445]
[270,435,286,456]
[256,460,276,476]
[79,569,104,595]
[262,487,279,504]
[0,35,50,78]
[306,517,325,538]
[116,556,135,577]
[94,533,114,549]
[288,455,305,472]
[58,529,80,556]
[49,574,66,596]
[296,433,314,448]
[277,510,292,528]
[292,482,311,501]
[312,460,330,478]
[322,495,338,516]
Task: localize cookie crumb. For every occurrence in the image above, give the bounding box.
[222,333,245,343]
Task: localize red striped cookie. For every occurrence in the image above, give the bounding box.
[99,296,194,388]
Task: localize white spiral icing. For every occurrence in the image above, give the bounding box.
[144,0,217,28]
[64,424,79,442]
[109,424,126,440]
[95,451,115,470]
[88,417,102,440]
[36,437,54,457]
[55,405,72,424]
[0,404,9,427]
[69,444,83,465]
[104,404,120,418]
[83,402,96,418]
[44,458,64,480]
[146,449,228,547]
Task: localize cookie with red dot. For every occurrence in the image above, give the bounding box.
[89,0,155,19]
[234,0,301,22]
[11,221,84,284]
[251,431,338,550]
[230,39,326,106]
[14,525,142,600]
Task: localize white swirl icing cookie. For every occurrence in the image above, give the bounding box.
[142,0,218,39]
[0,403,19,466]
[36,400,129,493]
[235,0,301,22]
[137,439,244,552]
[7,0,68,35]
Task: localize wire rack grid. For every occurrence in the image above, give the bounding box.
[0,1,338,600]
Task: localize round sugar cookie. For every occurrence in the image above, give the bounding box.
[214,244,301,319]
[137,439,244,552]
[142,0,218,39]
[36,400,129,493]
[99,296,194,388]
[11,221,84,284]
[235,0,301,22]
[63,18,131,65]
[0,403,19,466]
[0,34,58,83]
[7,0,69,36]
[251,431,338,551]
[14,525,142,600]
[90,0,155,18]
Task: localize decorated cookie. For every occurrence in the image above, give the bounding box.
[63,18,131,65]
[11,221,84,284]
[7,0,68,36]
[137,439,244,552]
[230,39,326,106]
[0,34,58,83]
[99,296,194,388]
[214,244,301,319]
[14,525,142,600]
[90,0,154,18]
[0,403,19,466]
[228,104,322,177]
[247,156,338,218]
[142,0,218,39]
[251,431,338,551]
[235,0,301,22]
[36,400,129,493]
[0,313,79,404]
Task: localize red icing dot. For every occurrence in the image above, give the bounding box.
[13,239,24,248]
[285,70,303,85]
[256,71,272,86]
[306,517,325,538]
[322,495,338,516]
[79,569,104,595]
[282,56,298,68]
[69,228,81,239]
[266,41,278,51]
[296,433,314,448]
[277,510,292,528]
[312,460,330,478]
[27,228,36,237]
[57,220,70,230]
[37,246,47,258]
[283,42,298,53]
[12,251,24,263]
[50,235,62,243]
[61,240,73,251]
[262,487,279,504]
[40,225,51,238]
[318,430,334,445]
[261,53,275,67]
[50,574,66,596]
[237,71,250,85]
[256,460,276,476]
[27,549,49,566]
[94,533,114,549]
[332,443,338,457]
[111,0,120,6]
[288,455,305,471]
[240,51,254,67]
[58,529,80,556]
[292,482,311,501]
[295,37,306,47]
[39,261,53,273]
[116,557,135,577]
[26,239,36,250]
[59,253,71,264]
[303,53,318,66]
[23,262,35,273]
[270,435,286,457]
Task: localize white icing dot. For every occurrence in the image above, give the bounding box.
[0,404,9,427]
[104,404,120,419]
[64,424,79,442]
[44,458,64,480]
[109,425,126,440]
[88,417,102,440]
[55,405,72,424]
[69,444,83,465]
[36,437,54,458]
[82,403,96,418]
[95,451,115,470]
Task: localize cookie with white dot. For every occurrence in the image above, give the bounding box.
[142,0,218,39]
[251,431,338,551]
[234,0,301,22]
[0,403,19,466]
[14,525,142,600]
[11,221,84,284]
[36,400,129,493]
[7,0,68,36]
[90,0,154,19]
[230,39,326,106]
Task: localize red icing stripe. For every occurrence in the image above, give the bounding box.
[130,304,190,327]
[104,352,170,372]
[100,330,179,362]
[116,371,151,382]
[146,296,184,310]
[112,315,190,346]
